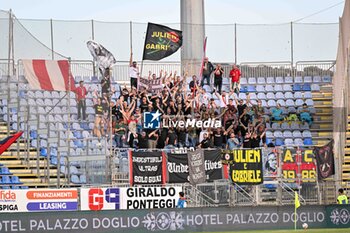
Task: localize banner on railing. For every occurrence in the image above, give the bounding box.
[282,148,316,183]
[314,140,335,180]
[166,149,223,184]
[0,189,78,213]
[262,148,279,178]
[204,149,223,181]
[167,152,189,183]
[80,186,182,211]
[138,77,163,93]
[188,150,206,184]
[223,149,263,185]
[130,151,166,185]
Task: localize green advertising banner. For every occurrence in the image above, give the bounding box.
[326,205,350,228]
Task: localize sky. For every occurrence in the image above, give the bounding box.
[0,0,345,24]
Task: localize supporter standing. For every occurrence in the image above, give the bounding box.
[129,52,139,89]
[337,188,349,204]
[114,118,127,147]
[75,80,87,121]
[93,97,104,139]
[229,64,241,94]
[147,129,159,149]
[101,68,111,96]
[201,57,214,87]
[213,64,224,94]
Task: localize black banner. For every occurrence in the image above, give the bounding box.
[314,140,335,180]
[229,149,263,185]
[204,150,223,181]
[188,150,206,184]
[131,151,164,185]
[142,23,183,61]
[167,153,189,183]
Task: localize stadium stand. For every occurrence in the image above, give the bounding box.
[0,61,335,188]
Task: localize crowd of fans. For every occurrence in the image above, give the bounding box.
[74,55,314,150]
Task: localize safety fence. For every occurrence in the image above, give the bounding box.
[0,10,339,63]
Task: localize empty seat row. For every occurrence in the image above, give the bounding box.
[267,137,313,146]
[241,84,319,93]
[240,75,331,85]
[266,130,312,138]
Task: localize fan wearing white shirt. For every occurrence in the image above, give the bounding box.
[129,52,139,89]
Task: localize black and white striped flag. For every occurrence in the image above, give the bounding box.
[86,40,116,76]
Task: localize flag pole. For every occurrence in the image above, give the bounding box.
[294,203,297,231]
[199,37,207,83]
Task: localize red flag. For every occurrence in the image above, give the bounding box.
[0,132,23,155]
[22,60,75,91]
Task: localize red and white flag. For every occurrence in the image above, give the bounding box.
[22,59,75,91]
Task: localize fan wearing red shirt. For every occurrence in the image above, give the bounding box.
[75,81,88,121]
[229,65,241,93]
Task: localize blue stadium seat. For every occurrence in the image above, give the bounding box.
[302,84,311,91]
[302,130,312,138]
[71,175,80,184]
[281,122,290,130]
[80,175,87,184]
[11,186,20,189]
[285,76,293,83]
[40,147,48,157]
[266,92,275,99]
[283,84,292,92]
[275,138,284,146]
[285,92,293,99]
[265,84,274,92]
[257,93,266,100]
[322,75,331,83]
[275,92,284,99]
[2,176,11,184]
[284,138,294,146]
[304,138,313,145]
[283,130,292,138]
[21,186,29,189]
[248,77,256,84]
[313,76,322,83]
[293,84,302,91]
[304,76,312,83]
[266,77,274,84]
[91,76,99,83]
[294,138,304,146]
[257,77,266,84]
[275,77,284,83]
[0,167,12,175]
[277,99,286,107]
[274,85,283,92]
[294,76,303,83]
[11,176,22,184]
[247,85,256,92]
[311,84,320,91]
[240,86,248,93]
[292,130,302,138]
